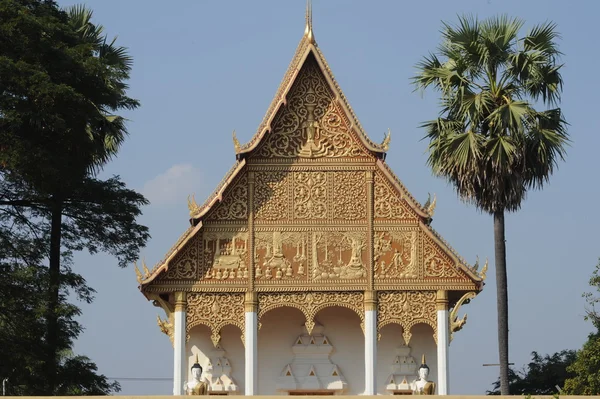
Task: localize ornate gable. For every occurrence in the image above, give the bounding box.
[139,21,484,298]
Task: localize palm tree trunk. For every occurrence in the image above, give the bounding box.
[494,210,509,395]
[46,197,63,394]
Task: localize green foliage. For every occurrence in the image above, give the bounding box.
[0,0,148,394]
[563,259,600,395]
[487,350,576,395]
[413,15,568,214]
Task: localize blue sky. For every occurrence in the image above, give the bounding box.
[55,0,600,395]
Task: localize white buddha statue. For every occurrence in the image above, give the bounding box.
[412,355,436,395]
[185,355,208,395]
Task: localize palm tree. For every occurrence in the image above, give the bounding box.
[413,15,568,394]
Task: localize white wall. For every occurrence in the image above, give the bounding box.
[187,324,246,392]
[377,323,437,395]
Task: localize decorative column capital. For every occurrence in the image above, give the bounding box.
[436,290,449,311]
[364,290,378,311]
[248,171,255,184]
[244,291,258,312]
[174,291,187,312]
[365,170,374,183]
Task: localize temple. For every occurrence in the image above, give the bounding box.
[137,4,486,396]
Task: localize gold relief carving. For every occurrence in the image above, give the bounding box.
[186,293,245,347]
[206,173,248,220]
[374,172,415,220]
[293,171,327,219]
[378,291,437,344]
[164,234,201,280]
[254,171,290,221]
[449,291,476,342]
[374,231,418,279]
[423,235,461,278]
[202,231,249,281]
[258,291,364,335]
[254,58,371,160]
[312,231,368,280]
[255,231,308,281]
[148,293,175,345]
[332,171,366,220]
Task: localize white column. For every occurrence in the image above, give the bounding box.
[245,292,258,395]
[436,290,450,395]
[364,291,377,395]
[173,292,187,395]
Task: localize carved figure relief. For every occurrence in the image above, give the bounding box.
[374,231,418,279]
[164,234,201,280]
[378,291,437,344]
[312,231,367,280]
[205,173,248,221]
[253,56,371,160]
[202,231,249,280]
[254,171,290,221]
[255,231,308,281]
[258,292,364,335]
[423,235,462,279]
[374,172,417,221]
[186,293,245,347]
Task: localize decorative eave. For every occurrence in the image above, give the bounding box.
[235,31,390,157]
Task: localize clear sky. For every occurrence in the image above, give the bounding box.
[55,0,600,395]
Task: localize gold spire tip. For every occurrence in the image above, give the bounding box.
[304,0,314,42]
[195,353,199,363]
[421,354,426,364]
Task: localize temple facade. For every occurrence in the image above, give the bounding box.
[138,8,485,396]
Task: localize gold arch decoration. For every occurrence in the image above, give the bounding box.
[377,291,437,344]
[186,293,245,347]
[258,292,364,335]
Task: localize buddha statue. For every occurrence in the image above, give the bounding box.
[412,355,435,395]
[185,355,209,395]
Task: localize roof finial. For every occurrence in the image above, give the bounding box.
[304,0,314,42]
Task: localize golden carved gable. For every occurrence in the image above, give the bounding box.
[205,171,248,222]
[422,234,471,281]
[374,171,420,222]
[158,232,202,281]
[250,54,374,161]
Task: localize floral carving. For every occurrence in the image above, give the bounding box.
[378,291,437,344]
[253,58,371,159]
[423,235,461,278]
[374,172,415,220]
[254,171,290,221]
[206,173,248,221]
[187,293,245,347]
[164,234,201,280]
[332,171,366,220]
[258,292,364,334]
[293,172,327,219]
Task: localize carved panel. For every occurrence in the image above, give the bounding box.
[423,235,462,279]
[205,172,248,221]
[374,230,418,279]
[258,291,364,334]
[201,229,249,281]
[374,172,417,221]
[252,57,372,160]
[293,171,327,219]
[378,291,437,344]
[254,171,290,221]
[163,233,202,280]
[187,293,245,347]
[332,171,367,221]
[254,231,309,281]
[311,230,368,280]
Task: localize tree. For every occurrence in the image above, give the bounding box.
[0,205,120,395]
[563,259,600,395]
[487,350,576,395]
[0,0,147,392]
[413,16,568,394]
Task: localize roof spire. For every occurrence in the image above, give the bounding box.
[304,0,314,42]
